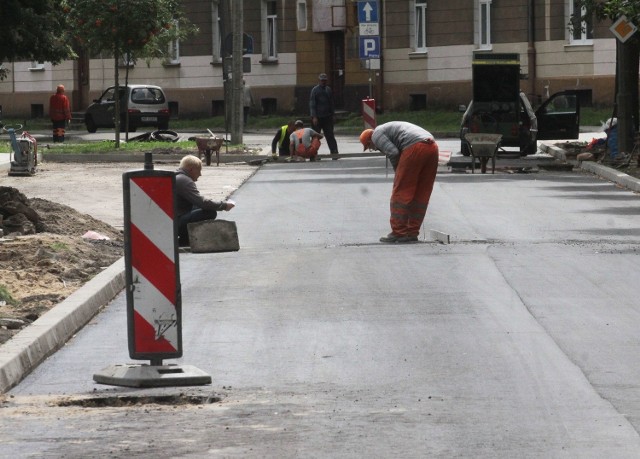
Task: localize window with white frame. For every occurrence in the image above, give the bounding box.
[211,0,222,62]
[414,1,427,53]
[29,61,45,71]
[119,52,134,68]
[167,20,180,64]
[297,0,307,31]
[478,0,491,49]
[264,0,278,59]
[568,0,593,44]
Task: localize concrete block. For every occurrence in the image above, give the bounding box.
[188,219,240,253]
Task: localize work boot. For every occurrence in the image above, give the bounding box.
[380,233,419,243]
[380,233,403,243]
[397,235,419,243]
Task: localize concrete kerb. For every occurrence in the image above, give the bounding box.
[539,142,640,193]
[0,258,125,394]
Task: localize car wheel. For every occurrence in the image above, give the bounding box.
[150,130,179,142]
[521,141,537,156]
[85,116,97,133]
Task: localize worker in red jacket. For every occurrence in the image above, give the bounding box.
[49,85,71,143]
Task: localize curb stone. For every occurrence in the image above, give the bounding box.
[539,142,640,193]
[0,258,125,393]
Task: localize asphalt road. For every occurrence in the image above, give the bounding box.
[3,138,640,457]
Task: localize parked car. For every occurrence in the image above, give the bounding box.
[84,84,170,133]
[460,90,580,156]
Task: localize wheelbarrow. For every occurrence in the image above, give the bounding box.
[195,132,225,166]
[464,133,502,174]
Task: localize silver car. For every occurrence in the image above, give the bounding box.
[84,84,170,133]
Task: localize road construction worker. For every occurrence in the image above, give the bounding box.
[49,84,71,143]
[289,120,324,162]
[360,121,439,243]
[271,120,296,159]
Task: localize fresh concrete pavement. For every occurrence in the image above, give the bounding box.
[2,127,640,456]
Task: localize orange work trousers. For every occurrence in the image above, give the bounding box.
[295,137,321,159]
[389,140,439,237]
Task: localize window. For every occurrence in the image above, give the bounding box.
[414,1,427,53]
[297,0,307,31]
[478,0,491,49]
[167,20,180,65]
[29,61,45,71]
[119,52,134,68]
[568,0,593,44]
[262,0,278,60]
[211,0,222,62]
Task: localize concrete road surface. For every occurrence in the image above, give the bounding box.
[3,151,640,457]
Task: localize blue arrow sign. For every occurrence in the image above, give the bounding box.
[358,1,378,23]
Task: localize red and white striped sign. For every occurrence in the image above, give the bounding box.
[438,150,452,165]
[362,98,376,130]
[123,171,181,359]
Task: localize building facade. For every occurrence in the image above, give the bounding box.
[0,0,618,120]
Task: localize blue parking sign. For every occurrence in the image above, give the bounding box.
[358,1,378,23]
[359,36,380,59]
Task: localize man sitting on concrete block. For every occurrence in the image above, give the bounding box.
[176,155,234,247]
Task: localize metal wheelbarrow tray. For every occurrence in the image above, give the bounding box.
[464,133,503,174]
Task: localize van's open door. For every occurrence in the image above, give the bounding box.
[536,91,580,140]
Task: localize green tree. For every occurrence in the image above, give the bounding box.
[0,0,74,79]
[62,0,196,145]
[577,1,640,156]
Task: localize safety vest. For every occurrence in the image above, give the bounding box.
[277,125,289,148]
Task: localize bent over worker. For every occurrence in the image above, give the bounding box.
[49,85,71,143]
[360,121,439,243]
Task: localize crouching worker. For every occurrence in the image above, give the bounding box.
[176,155,234,246]
[271,120,296,159]
[289,120,324,162]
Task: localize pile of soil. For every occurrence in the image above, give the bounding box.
[0,187,123,345]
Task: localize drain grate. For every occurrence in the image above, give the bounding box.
[56,393,222,408]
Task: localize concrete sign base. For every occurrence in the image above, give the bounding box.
[188,219,240,253]
[93,363,211,388]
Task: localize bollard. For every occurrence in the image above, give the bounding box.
[93,155,211,387]
[362,97,376,130]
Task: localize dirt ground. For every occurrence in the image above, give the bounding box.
[0,160,257,345]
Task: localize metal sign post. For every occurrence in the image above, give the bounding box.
[94,153,211,387]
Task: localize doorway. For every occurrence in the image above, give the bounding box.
[327,31,345,109]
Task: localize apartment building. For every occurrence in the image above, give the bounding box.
[0,0,616,120]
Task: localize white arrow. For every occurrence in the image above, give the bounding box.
[363,2,373,22]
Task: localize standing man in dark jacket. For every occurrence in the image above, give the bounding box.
[309,73,339,158]
[175,155,234,246]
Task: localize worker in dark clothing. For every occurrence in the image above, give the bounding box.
[310,73,339,158]
[175,155,234,246]
[271,120,296,159]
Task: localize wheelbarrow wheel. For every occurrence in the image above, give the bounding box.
[204,149,212,166]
